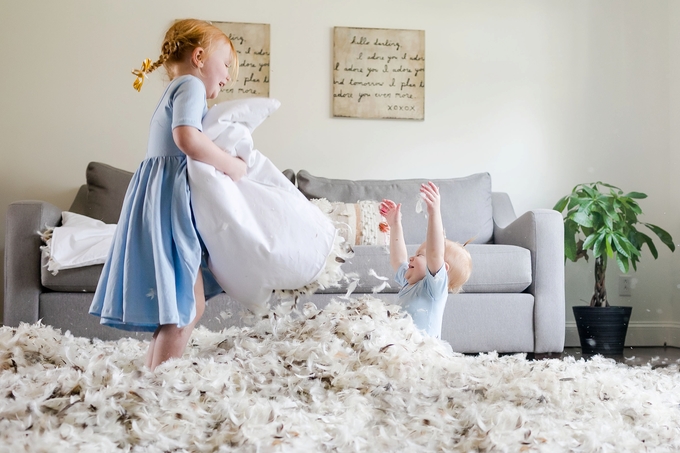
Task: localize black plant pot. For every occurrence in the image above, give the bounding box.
[573,306,632,356]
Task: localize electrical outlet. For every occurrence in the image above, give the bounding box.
[619,276,632,296]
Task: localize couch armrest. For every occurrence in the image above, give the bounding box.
[494,209,565,353]
[4,201,62,326]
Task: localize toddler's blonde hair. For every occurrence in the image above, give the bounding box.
[133,19,239,90]
[444,239,472,293]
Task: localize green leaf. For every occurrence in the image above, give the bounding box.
[571,211,593,228]
[601,202,620,221]
[593,233,605,258]
[566,196,582,211]
[605,234,614,258]
[645,223,676,252]
[582,185,598,199]
[611,234,629,258]
[615,253,629,273]
[564,229,577,262]
[582,233,598,251]
[597,182,622,191]
[620,198,642,216]
[636,232,658,259]
[553,196,569,213]
[623,192,647,199]
[577,199,595,212]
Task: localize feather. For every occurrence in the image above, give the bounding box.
[368,269,389,281]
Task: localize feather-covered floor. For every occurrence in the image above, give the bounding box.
[2,296,680,452]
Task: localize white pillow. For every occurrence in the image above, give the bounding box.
[41,211,116,274]
[203,97,281,135]
[202,98,280,167]
[188,98,339,313]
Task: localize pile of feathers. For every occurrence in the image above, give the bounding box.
[2,296,680,452]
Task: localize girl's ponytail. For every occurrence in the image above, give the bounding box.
[131,59,151,92]
[131,51,168,92]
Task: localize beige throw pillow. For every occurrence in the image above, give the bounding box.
[312,198,389,246]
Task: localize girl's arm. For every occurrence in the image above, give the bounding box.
[173,126,247,181]
[379,199,407,271]
[421,182,445,275]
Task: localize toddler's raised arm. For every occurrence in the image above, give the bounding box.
[379,199,407,271]
[421,182,445,275]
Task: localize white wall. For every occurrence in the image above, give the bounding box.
[1,1,678,345]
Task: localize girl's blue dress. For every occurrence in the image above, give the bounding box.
[89,75,221,332]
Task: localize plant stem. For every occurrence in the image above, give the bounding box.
[591,256,609,307]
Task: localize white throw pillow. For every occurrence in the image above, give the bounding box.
[41,211,116,274]
[311,199,389,247]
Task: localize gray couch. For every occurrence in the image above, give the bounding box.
[4,162,565,353]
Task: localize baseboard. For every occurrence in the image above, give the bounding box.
[565,321,680,348]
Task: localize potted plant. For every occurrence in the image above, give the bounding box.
[554,182,675,356]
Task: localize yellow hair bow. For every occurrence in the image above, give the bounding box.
[131,58,152,92]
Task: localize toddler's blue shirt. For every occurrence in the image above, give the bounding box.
[396,262,449,338]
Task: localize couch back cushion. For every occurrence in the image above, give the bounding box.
[81,162,134,224]
[296,170,493,244]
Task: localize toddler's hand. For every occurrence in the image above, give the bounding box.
[379,199,401,227]
[420,182,441,216]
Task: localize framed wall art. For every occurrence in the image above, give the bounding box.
[333,26,425,120]
[211,21,270,104]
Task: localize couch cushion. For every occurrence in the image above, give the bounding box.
[83,162,134,224]
[314,243,531,295]
[282,169,296,185]
[41,251,103,292]
[462,244,532,293]
[41,243,531,295]
[68,185,89,216]
[296,170,493,244]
